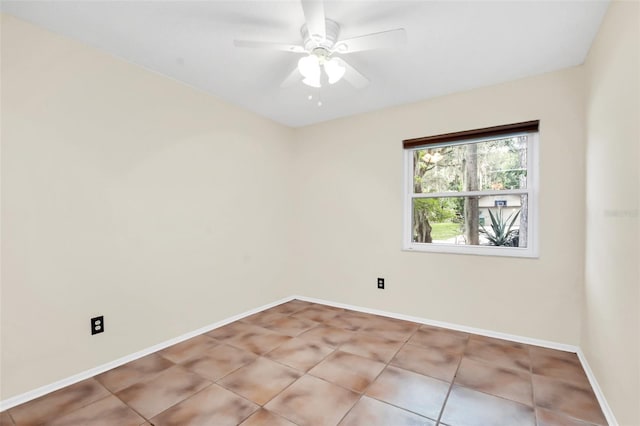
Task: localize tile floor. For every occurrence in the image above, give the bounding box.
[1,299,607,426]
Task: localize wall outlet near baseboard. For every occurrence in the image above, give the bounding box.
[91,316,104,335]
[377,278,385,289]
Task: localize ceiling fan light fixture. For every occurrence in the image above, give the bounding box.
[302,76,321,88]
[298,55,322,87]
[298,55,320,77]
[324,57,346,84]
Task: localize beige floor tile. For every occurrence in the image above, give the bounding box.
[0,411,14,426]
[360,316,420,341]
[241,310,290,326]
[265,337,334,372]
[454,357,533,406]
[95,353,174,393]
[440,385,535,426]
[339,396,436,426]
[269,300,315,315]
[150,384,257,426]
[239,408,297,426]
[206,321,263,341]
[265,375,359,426]
[261,316,320,337]
[47,395,145,426]
[218,357,301,405]
[116,365,210,419]
[226,327,292,355]
[9,379,109,426]
[530,347,590,386]
[323,311,373,331]
[298,325,355,348]
[365,365,449,420]
[339,332,404,363]
[536,407,602,426]
[465,335,531,372]
[391,343,461,382]
[292,306,343,323]
[158,335,219,364]
[309,350,386,393]
[408,326,469,355]
[181,343,257,381]
[533,375,607,425]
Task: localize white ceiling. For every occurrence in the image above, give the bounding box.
[1,1,609,127]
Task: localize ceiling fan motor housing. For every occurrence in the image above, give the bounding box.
[301,18,340,51]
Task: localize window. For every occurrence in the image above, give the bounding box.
[403,121,539,257]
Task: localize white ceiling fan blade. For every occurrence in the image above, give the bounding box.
[337,58,369,89]
[336,28,407,53]
[234,40,306,53]
[301,0,326,40]
[280,67,302,88]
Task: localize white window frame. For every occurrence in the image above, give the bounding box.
[402,131,539,258]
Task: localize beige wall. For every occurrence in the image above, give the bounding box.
[0,15,295,399]
[292,67,586,345]
[583,1,640,425]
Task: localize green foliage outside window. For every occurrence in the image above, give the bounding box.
[412,136,528,246]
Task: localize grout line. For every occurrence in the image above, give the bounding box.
[333,394,365,425]
[529,346,539,424]
[435,335,469,425]
[361,394,440,423]
[142,382,215,423]
[208,351,259,383]
[431,340,542,414]
[211,380,263,408]
[211,303,343,422]
[335,321,432,424]
[8,382,117,426]
[274,304,414,424]
[59,394,119,424]
[255,307,344,425]
[442,379,536,409]
[268,410,303,426]
[432,343,605,426]
[97,373,151,423]
[262,347,335,376]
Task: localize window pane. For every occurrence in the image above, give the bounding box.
[412,194,528,247]
[412,136,528,194]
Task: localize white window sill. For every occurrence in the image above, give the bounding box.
[402,243,539,258]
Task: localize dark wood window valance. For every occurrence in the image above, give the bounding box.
[403,120,539,149]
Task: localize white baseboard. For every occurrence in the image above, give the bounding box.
[1,294,617,426]
[0,295,295,412]
[293,295,579,352]
[576,348,619,426]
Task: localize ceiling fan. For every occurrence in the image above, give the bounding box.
[233,0,407,89]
